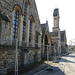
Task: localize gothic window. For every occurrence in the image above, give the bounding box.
[29,20,32,42]
[22,2,27,41]
[0,21,1,39]
[13,9,19,40]
[35,32,38,48]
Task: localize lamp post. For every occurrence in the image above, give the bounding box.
[47,45,49,65]
[54,47,56,62]
[53,39,57,63]
[15,39,18,75]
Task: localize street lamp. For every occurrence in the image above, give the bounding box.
[15,39,18,75]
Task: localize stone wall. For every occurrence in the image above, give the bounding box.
[0,44,41,74]
[0,1,42,74]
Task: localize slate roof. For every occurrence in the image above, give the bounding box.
[53,8,59,16]
[50,31,58,37]
[61,31,65,42]
[41,23,46,33]
[0,12,10,22]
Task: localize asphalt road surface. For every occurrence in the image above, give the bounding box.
[34,53,75,75]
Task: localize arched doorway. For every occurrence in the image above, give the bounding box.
[43,32,51,57]
[44,34,48,56]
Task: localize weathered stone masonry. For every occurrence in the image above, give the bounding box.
[0,0,42,74]
[0,44,41,74]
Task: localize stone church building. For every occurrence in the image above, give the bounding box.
[50,8,67,56]
[0,0,42,44]
[0,0,68,74]
[41,21,51,58]
[0,0,42,74]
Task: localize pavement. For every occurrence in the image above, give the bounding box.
[59,53,75,75]
[33,53,75,75]
[20,53,75,75]
[19,63,48,75]
[33,61,65,75]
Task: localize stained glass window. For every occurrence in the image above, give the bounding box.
[13,10,19,40]
[22,2,27,41]
[29,20,32,42]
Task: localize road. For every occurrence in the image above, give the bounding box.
[34,53,75,75]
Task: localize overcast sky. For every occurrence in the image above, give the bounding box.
[35,0,75,45]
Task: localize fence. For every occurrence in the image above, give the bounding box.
[0,39,54,75]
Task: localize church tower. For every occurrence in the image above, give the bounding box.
[53,8,59,28]
[53,8,60,32]
[52,8,61,56]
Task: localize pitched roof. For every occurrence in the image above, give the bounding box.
[41,23,46,33]
[61,31,65,42]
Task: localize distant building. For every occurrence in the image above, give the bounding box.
[61,30,68,54]
[50,8,61,56]
[41,21,51,58]
[50,8,67,56]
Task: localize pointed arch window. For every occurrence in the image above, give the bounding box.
[13,9,19,40]
[29,20,32,42]
[0,26,1,39]
[22,2,27,41]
